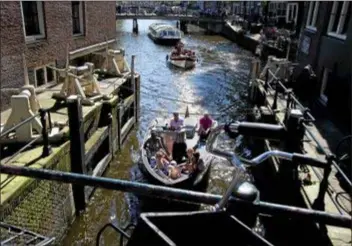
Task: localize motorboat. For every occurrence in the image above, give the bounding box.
[166,42,197,69]
[148,23,182,45]
[139,109,218,188]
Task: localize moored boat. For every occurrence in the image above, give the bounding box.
[138,109,217,188]
[166,42,197,69]
[148,23,182,46]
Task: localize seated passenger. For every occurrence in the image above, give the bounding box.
[198,113,213,140]
[144,130,164,157]
[169,112,184,131]
[191,152,201,173]
[155,151,170,175]
[179,148,195,173]
[169,166,181,179]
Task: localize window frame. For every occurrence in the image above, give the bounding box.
[32,63,57,88]
[327,1,350,40]
[20,1,46,42]
[72,1,85,36]
[287,3,299,24]
[306,2,320,31]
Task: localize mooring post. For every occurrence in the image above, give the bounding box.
[130,55,138,123]
[132,18,138,34]
[67,95,87,213]
[117,103,122,150]
[313,155,333,211]
[107,113,114,157]
[264,69,269,91]
[272,80,279,110]
[39,109,52,157]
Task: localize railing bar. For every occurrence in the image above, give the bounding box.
[0,112,40,139]
[0,164,350,228]
[2,135,41,165]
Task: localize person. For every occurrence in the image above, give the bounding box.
[198,113,213,140]
[169,166,181,179]
[144,130,164,157]
[179,148,195,173]
[155,151,171,175]
[169,112,184,131]
[172,130,187,164]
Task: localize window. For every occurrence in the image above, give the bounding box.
[72,1,84,35]
[32,63,57,87]
[327,1,351,39]
[287,3,299,24]
[21,1,45,41]
[306,2,319,30]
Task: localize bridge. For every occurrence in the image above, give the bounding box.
[115,13,231,24]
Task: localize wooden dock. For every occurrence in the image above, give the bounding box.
[254,78,351,245]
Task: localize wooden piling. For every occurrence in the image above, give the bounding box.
[67,95,87,213]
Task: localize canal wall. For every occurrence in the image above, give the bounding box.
[0,73,141,243]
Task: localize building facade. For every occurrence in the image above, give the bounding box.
[296,1,351,129]
[1,1,116,110]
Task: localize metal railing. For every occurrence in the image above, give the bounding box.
[0,108,52,161]
[261,67,351,188]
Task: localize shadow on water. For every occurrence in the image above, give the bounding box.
[63,19,255,245]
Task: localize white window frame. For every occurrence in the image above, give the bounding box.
[320,68,331,105]
[287,3,299,24]
[32,63,57,88]
[72,1,85,36]
[306,2,319,31]
[327,1,350,40]
[20,1,46,42]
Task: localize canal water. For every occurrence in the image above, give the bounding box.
[63,20,255,245]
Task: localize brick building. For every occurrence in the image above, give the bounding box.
[0,1,116,110]
[296,1,351,130]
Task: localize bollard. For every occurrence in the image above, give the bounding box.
[39,109,52,157]
[312,155,333,211]
[264,69,269,91]
[67,95,87,213]
[272,80,279,110]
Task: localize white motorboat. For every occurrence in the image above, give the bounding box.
[148,23,182,45]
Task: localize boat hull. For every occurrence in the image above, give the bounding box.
[148,33,180,46]
[168,58,196,69]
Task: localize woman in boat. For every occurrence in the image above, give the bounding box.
[155,151,181,178]
[179,148,195,173]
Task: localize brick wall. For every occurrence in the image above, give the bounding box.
[1,1,116,110]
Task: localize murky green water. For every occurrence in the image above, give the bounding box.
[63,19,255,245]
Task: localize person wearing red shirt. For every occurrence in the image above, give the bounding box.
[198,113,213,140]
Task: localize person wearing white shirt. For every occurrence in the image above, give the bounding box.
[169,112,184,130]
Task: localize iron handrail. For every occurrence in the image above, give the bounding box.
[0,164,350,228]
[266,68,315,121]
[264,67,350,186]
[0,112,40,139]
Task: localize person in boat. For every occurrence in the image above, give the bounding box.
[144,130,165,157]
[172,130,187,164]
[198,113,213,141]
[169,112,184,131]
[179,148,195,173]
[155,151,181,178]
[191,151,203,173]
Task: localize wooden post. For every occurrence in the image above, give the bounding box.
[117,103,122,150]
[130,55,138,123]
[67,95,86,213]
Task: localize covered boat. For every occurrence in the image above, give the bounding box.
[148,23,182,45]
[139,110,218,188]
[167,41,197,69]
